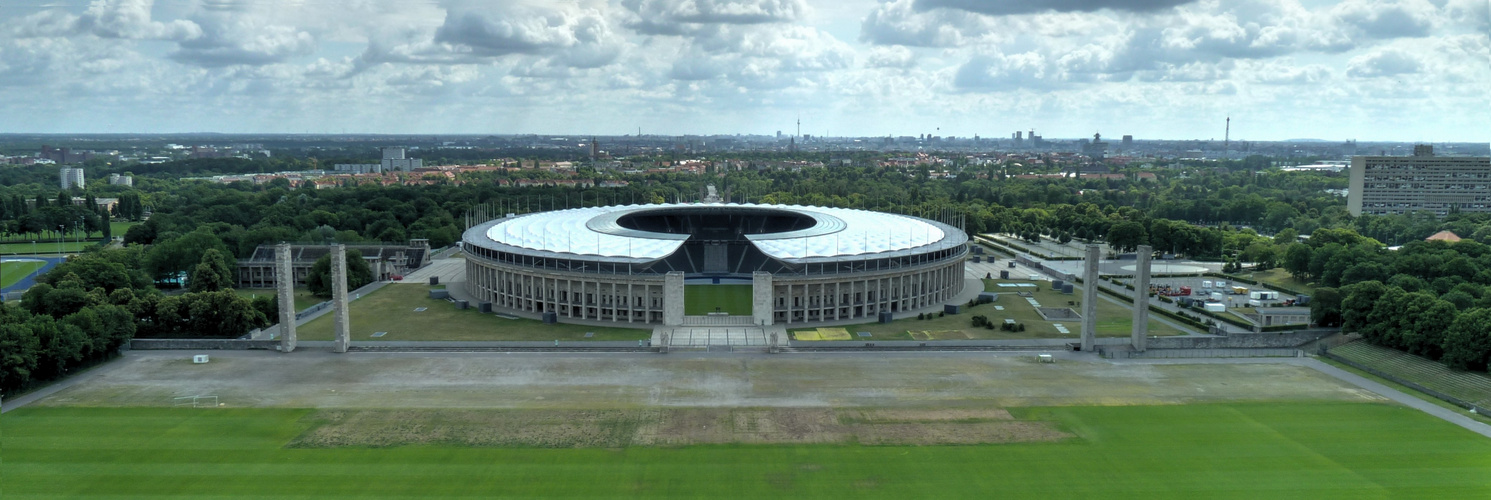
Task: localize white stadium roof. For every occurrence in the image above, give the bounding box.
[482,203,949,261]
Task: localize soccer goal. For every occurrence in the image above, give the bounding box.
[172,395,220,408]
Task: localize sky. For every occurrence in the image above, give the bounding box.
[0,0,1486,141]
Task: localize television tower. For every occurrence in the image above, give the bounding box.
[1224,116,1230,159]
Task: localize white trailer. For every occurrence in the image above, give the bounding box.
[1204,302,1226,312]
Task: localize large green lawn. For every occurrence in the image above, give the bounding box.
[799,279,1185,341]
[1,260,46,288]
[0,241,94,255]
[297,283,651,341]
[4,402,1488,498]
[1247,268,1317,295]
[684,284,754,315]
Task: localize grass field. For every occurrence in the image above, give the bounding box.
[5,402,1488,498]
[685,284,754,315]
[1,260,46,288]
[233,288,323,313]
[797,279,1185,341]
[1247,268,1318,295]
[0,241,95,255]
[297,283,651,341]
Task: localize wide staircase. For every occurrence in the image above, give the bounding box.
[682,315,755,326]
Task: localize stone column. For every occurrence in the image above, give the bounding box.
[752,271,773,326]
[331,244,350,353]
[663,271,684,326]
[276,243,297,353]
[1080,244,1100,352]
[1132,245,1153,352]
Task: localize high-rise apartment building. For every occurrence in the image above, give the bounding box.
[60,166,85,189]
[1348,145,1491,216]
[380,147,421,171]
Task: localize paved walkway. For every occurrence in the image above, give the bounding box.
[402,256,465,283]
[0,356,134,414]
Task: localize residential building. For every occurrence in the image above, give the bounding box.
[1348,145,1491,216]
[60,166,85,189]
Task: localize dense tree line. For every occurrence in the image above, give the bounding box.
[1284,230,1491,371]
[0,247,271,397]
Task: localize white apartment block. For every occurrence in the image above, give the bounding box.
[60,166,85,189]
[1348,146,1491,216]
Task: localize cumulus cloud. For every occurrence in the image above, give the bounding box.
[953,52,1057,90]
[623,0,806,34]
[861,0,998,47]
[1346,49,1421,77]
[14,0,201,41]
[170,18,316,67]
[1329,0,1438,40]
[865,46,916,68]
[915,0,1195,16]
[1248,60,1332,84]
[359,2,621,70]
[78,0,202,40]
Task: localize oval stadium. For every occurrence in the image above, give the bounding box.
[461,202,969,326]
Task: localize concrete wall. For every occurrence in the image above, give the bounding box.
[1106,348,1303,359]
[1148,330,1330,349]
[131,339,281,350]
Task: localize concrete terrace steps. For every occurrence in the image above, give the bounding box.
[779,344,1060,352]
[681,315,756,326]
[347,346,655,353]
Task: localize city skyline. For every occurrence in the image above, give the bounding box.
[0,0,1486,141]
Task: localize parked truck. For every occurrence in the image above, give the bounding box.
[1231,286,1249,295]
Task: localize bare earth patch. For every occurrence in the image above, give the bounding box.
[36,351,1382,410]
[289,407,1071,448]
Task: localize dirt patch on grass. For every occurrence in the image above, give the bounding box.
[848,408,1014,422]
[289,409,652,448]
[289,407,1070,448]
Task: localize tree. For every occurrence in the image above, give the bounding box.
[41,256,147,293]
[145,230,229,283]
[188,249,235,293]
[304,249,374,298]
[186,290,268,338]
[1106,221,1148,253]
[1309,288,1343,327]
[0,305,42,394]
[1442,308,1491,372]
[1339,280,1388,334]
[1282,243,1306,280]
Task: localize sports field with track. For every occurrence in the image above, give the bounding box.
[5,402,1488,498]
[1,260,46,288]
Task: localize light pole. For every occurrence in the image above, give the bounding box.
[57,225,63,259]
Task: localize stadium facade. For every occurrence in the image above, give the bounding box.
[461,203,968,326]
